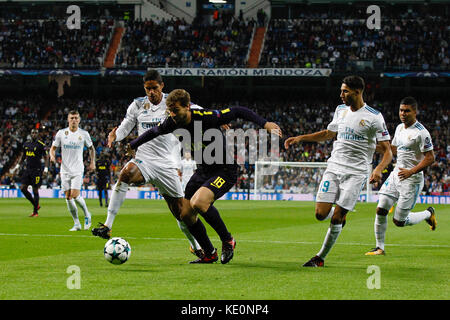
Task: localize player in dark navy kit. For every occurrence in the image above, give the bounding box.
[19,129,49,217]
[127,89,282,264]
[96,154,111,207]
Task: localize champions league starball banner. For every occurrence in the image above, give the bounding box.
[1,188,449,204]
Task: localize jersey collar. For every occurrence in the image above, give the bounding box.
[404,120,418,129]
[146,95,163,111]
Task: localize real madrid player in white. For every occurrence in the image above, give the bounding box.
[180,152,197,191]
[50,110,95,231]
[366,97,436,256]
[91,70,203,256]
[285,75,393,267]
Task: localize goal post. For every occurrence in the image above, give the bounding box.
[253,161,373,202]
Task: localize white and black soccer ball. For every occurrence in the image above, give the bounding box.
[104,237,131,265]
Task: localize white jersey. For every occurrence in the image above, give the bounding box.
[391,120,433,183]
[52,127,93,175]
[326,103,391,175]
[115,94,202,169]
[181,159,197,181]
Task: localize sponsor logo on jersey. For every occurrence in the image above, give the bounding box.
[339,127,365,141]
[141,122,159,129]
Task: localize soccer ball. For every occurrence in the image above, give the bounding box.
[104,237,131,265]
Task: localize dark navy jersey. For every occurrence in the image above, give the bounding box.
[96,159,110,180]
[130,106,267,171]
[22,140,47,171]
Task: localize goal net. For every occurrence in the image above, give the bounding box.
[254,161,373,202]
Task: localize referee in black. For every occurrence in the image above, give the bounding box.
[96,154,111,207]
[19,129,48,217]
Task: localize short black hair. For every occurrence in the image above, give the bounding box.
[143,69,163,83]
[342,75,365,91]
[400,96,418,110]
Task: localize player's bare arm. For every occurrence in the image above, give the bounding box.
[375,143,397,156]
[370,140,392,184]
[88,145,96,171]
[49,145,57,163]
[398,150,435,181]
[284,130,336,149]
[107,127,118,148]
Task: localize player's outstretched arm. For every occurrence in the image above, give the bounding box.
[217,106,282,136]
[370,140,392,184]
[264,122,282,137]
[284,130,336,149]
[129,117,176,151]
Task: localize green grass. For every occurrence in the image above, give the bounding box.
[0,198,448,300]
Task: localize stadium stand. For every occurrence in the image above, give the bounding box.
[0,2,448,197]
[259,16,450,71]
[115,13,255,68]
[0,19,114,68]
[0,95,448,196]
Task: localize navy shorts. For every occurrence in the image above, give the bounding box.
[21,169,42,187]
[97,178,110,190]
[184,165,238,201]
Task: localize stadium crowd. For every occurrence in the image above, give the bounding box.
[115,12,254,68]
[1,95,448,196]
[0,5,448,70]
[260,16,450,71]
[0,19,114,68]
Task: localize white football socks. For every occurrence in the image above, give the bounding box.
[75,195,90,218]
[374,214,388,250]
[66,198,80,225]
[177,220,202,251]
[404,209,431,226]
[104,181,129,229]
[317,223,342,259]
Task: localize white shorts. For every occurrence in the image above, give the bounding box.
[379,171,423,210]
[61,173,83,192]
[315,169,367,211]
[129,158,184,198]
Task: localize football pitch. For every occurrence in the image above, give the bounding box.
[0,198,448,300]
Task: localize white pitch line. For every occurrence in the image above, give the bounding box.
[0,232,448,248]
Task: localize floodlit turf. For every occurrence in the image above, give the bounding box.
[0,198,448,300]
